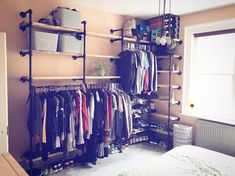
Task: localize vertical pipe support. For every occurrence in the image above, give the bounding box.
[82,21,87,85]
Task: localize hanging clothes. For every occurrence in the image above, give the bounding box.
[27,85,132,164]
[117,49,158,95]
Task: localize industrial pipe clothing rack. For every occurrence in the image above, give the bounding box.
[110,26,182,149]
[19,9,123,175]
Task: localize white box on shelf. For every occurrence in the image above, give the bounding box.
[30,30,58,52]
[53,8,81,29]
[58,34,83,54]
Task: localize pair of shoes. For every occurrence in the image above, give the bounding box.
[63,160,74,169]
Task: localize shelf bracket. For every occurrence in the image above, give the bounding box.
[110,29,122,34]
[20,50,30,57]
[19,22,31,31]
[178,56,183,60]
[110,57,120,62]
[72,55,84,60]
[72,78,83,82]
[20,76,29,83]
[110,38,122,43]
[177,71,182,75]
[176,101,181,105]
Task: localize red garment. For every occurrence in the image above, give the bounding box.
[144,69,149,91]
[82,93,89,133]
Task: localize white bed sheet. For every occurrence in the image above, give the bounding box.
[119,145,235,176]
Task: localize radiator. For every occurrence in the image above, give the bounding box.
[196,119,235,156]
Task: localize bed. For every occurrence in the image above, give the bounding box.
[119,145,235,176]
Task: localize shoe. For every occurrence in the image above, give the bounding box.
[42,169,48,176]
[57,164,63,171]
[52,165,58,173]
[69,160,74,167]
[63,162,70,169]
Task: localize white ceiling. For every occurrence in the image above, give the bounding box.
[72,0,235,19]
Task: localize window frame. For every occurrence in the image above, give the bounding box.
[182,19,235,120]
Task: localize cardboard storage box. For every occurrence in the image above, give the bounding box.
[53,8,81,29]
[0,153,28,176]
[58,34,83,53]
[30,30,58,52]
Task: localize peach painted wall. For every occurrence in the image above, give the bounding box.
[0,0,125,160]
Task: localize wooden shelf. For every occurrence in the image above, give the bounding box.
[158,84,181,90]
[22,50,119,60]
[152,113,180,121]
[86,76,121,79]
[153,99,180,105]
[132,128,146,135]
[123,37,150,44]
[87,31,120,40]
[156,55,182,60]
[29,50,82,57]
[32,22,81,32]
[86,54,120,59]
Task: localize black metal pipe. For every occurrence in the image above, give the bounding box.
[110,29,122,33]
[19,50,30,57]
[20,76,29,83]
[19,9,32,18]
[33,84,82,89]
[19,23,30,31]
[110,38,122,43]
[82,21,86,84]
[167,53,172,150]
[121,29,124,52]
[27,9,33,176]
[72,55,84,60]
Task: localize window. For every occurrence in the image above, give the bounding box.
[182,19,235,124]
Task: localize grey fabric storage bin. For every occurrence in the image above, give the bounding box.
[58,34,83,54]
[30,30,58,52]
[53,8,81,29]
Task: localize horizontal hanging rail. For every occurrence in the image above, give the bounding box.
[157,70,182,75]
[20,75,121,82]
[156,55,182,60]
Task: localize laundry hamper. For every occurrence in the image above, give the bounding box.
[173,124,192,148]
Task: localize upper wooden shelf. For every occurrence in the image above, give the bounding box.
[32,22,81,32]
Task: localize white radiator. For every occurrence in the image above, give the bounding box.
[196,119,235,156]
